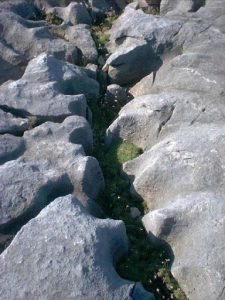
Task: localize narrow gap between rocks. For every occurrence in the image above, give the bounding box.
[90,9,187,299]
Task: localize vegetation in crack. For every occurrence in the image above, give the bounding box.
[127,0,161,14]
[91,11,117,65]
[90,4,187,299]
[89,96,187,300]
[29,9,63,25]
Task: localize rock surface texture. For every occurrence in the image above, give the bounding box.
[0,0,100,84]
[0,195,154,300]
[107,0,225,299]
[0,53,99,121]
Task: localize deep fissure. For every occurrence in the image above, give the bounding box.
[90,10,187,298]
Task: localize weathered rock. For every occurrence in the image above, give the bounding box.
[0,109,29,135]
[106,90,225,149]
[123,125,225,209]
[160,0,205,15]
[0,195,154,300]
[105,84,128,105]
[151,39,225,97]
[34,0,73,9]
[104,5,182,85]
[106,93,175,149]
[104,37,162,85]
[0,40,27,85]
[0,116,104,230]
[0,0,85,83]
[122,125,225,299]
[46,1,91,25]
[0,135,25,165]
[66,24,98,64]
[106,1,225,298]
[87,0,127,21]
[0,160,73,229]
[24,115,93,154]
[130,207,141,219]
[0,53,99,121]
[142,192,225,300]
[85,63,98,80]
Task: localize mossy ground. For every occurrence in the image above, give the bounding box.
[90,98,187,300]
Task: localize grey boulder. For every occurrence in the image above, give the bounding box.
[104,38,162,85]
[123,125,225,209]
[0,195,154,300]
[0,116,104,229]
[0,0,82,83]
[66,24,98,64]
[104,5,182,85]
[106,1,225,298]
[46,1,91,25]
[104,84,128,106]
[0,53,99,121]
[160,0,205,15]
[106,90,225,150]
[0,160,72,229]
[143,192,225,300]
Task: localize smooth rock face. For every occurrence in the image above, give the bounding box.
[0,53,99,121]
[106,93,175,149]
[0,195,154,300]
[107,0,225,299]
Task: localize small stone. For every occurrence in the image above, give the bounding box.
[98,55,106,66]
[104,84,128,106]
[130,207,141,219]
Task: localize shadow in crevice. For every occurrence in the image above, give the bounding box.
[116,228,176,299]
[189,0,206,12]
[0,58,26,86]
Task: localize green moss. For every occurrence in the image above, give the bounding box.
[45,12,63,25]
[92,30,109,51]
[91,11,116,59]
[116,141,142,164]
